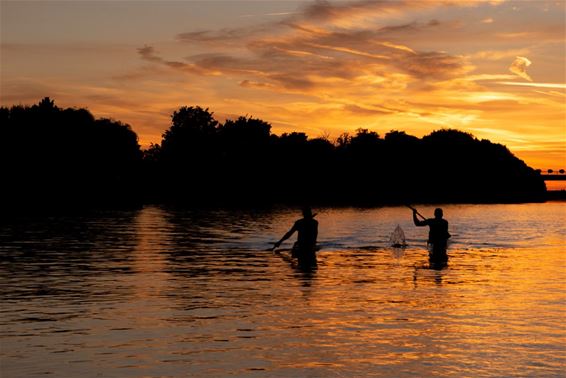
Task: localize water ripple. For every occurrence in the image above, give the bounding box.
[0,203,565,377]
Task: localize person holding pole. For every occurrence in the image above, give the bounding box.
[411,206,451,263]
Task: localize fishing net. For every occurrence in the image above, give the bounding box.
[389,224,407,247]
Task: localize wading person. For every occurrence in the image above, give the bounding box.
[412,207,451,263]
[273,207,318,269]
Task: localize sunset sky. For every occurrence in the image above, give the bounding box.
[1,0,565,170]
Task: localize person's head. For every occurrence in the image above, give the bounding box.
[302,206,313,219]
[434,208,443,219]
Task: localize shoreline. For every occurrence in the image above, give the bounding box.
[545,190,566,201]
[1,194,563,217]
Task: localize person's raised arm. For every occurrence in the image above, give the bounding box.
[273,223,298,249]
[413,209,427,226]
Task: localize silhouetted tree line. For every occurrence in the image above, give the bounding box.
[143,105,545,205]
[1,98,546,210]
[1,98,142,209]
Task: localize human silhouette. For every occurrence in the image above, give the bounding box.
[273,207,318,269]
[412,207,451,264]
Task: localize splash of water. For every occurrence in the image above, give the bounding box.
[389,224,407,247]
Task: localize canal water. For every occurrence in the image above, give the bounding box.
[1,203,565,377]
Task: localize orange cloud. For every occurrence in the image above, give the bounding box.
[509,56,532,81]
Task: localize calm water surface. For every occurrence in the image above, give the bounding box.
[1,203,565,377]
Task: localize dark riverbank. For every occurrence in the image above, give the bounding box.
[1,98,547,211]
[546,190,566,201]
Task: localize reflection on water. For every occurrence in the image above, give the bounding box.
[1,203,565,377]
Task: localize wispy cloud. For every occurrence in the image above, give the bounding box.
[342,103,393,116]
[469,48,530,61]
[142,13,475,95]
[498,82,566,89]
[534,90,566,98]
[137,45,162,63]
[240,12,298,18]
[509,56,532,81]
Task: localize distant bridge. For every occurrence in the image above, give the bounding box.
[536,168,565,181]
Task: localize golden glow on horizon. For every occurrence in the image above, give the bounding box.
[545,181,566,191]
[1,0,565,170]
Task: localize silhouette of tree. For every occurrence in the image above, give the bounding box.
[154,106,220,199]
[335,132,351,148]
[349,128,381,150]
[218,116,272,167]
[216,116,273,202]
[2,99,547,208]
[412,129,545,202]
[160,106,218,164]
[1,98,142,210]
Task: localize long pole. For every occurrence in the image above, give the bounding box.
[406,204,427,220]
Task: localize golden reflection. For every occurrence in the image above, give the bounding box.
[132,207,170,300]
[1,204,565,376]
